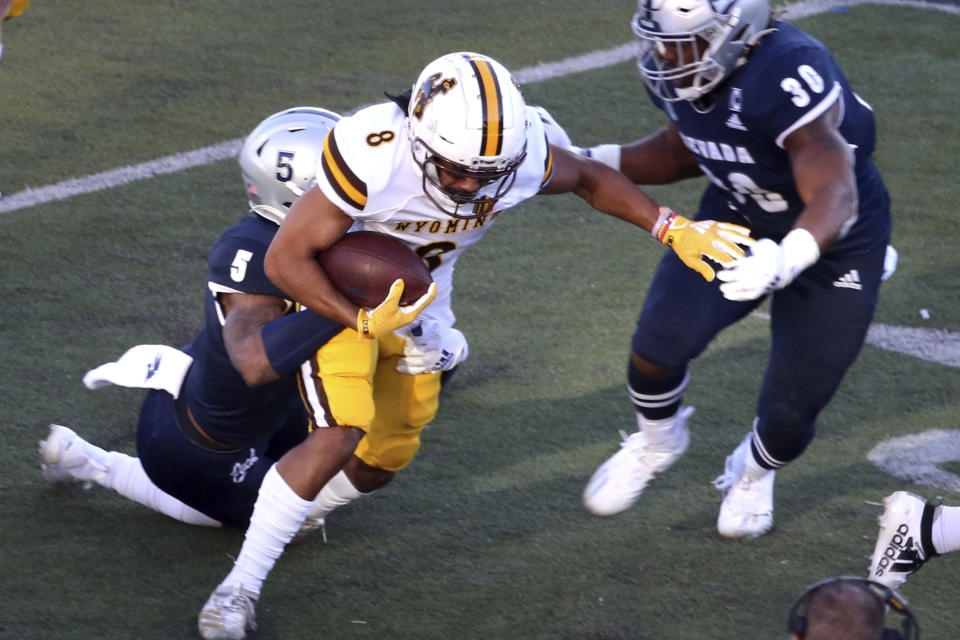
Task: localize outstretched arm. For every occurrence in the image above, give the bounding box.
[542,145,752,281]
[620,122,704,184]
[582,121,703,184]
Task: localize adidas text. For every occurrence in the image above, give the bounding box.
[873,523,910,578]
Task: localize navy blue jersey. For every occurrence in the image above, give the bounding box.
[651,22,890,253]
[181,214,305,446]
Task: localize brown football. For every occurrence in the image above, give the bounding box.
[317,231,432,307]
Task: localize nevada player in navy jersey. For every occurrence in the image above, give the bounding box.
[582,0,892,539]
[39,108,344,528]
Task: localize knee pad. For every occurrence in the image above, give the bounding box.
[355,428,423,472]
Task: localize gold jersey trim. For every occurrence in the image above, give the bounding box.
[321,129,368,210]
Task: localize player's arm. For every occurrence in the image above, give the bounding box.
[541,144,663,228]
[784,100,857,249]
[582,121,702,184]
[620,122,703,184]
[264,185,436,338]
[220,291,345,386]
[542,145,752,281]
[718,102,855,300]
[220,292,289,386]
[264,185,361,328]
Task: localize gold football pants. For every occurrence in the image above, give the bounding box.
[297,328,440,471]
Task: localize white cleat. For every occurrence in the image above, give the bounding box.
[38,424,110,488]
[714,433,774,538]
[583,406,693,517]
[868,491,937,589]
[198,583,257,640]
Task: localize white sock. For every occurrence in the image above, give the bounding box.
[221,464,312,598]
[932,504,960,555]
[306,470,364,520]
[102,452,221,527]
[743,436,772,482]
[638,414,682,450]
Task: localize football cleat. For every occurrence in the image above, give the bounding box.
[714,433,775,538]
[38,424,110,488]
[868,491,938,589]
[583,406,693,517]
[292,515,327,544]
[198,583,257,640]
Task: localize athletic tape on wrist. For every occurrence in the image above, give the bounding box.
[585,143,621,171]
[780,227,820,275]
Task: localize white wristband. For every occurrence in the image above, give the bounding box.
[584,143,621,171]
[780,227,820,281]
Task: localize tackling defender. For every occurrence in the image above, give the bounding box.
[580,0,893,538]
[198,51,755,639]
[39,108,348,529]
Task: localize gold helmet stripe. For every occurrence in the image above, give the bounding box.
[464,55,503,158]
[320,130,368,210]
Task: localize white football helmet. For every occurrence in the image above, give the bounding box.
[633,0,772,102]
[407,52,529,219]
[238,106,342,224]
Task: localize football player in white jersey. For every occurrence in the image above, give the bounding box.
[198,51,754,640]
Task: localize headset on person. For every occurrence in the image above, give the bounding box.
[787,576,918,640]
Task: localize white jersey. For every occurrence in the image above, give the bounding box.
[315,101,554,327]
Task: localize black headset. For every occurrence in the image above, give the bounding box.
[786,576,918,640]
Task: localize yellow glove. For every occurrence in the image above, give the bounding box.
[7,0,30,20]
[357,279,437,339]
[653,208,754,282]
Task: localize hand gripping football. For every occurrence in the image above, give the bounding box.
[317,231,432,308]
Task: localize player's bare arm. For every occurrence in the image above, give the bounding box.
[264,185,359,327]
[619,122,703,185]
[784,101,858,251]
[541,144,663,231]
[545,144,752,281]
[220,292,289,386]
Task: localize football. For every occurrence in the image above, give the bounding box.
[317,231,433,308]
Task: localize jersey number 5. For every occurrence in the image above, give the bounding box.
[230,250,254,282]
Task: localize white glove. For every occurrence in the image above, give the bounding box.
[717,228,820,301]
[395,320,469,375]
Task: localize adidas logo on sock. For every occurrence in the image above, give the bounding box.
[834,269,863,290]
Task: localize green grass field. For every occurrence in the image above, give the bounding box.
[2,2,959,638]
